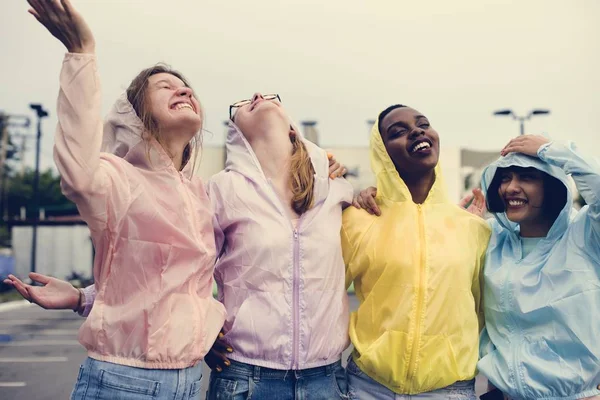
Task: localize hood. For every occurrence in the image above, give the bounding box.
[369,119,448,204]
[101,92,195,177]
[224,120,330,206]
[481,150,573,241]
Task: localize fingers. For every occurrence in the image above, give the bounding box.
[329,161,341,179]
[352,196,361,209]
[472,188,485,208]
[458,193,474,209]
[365,195,381,217]
[29,272,51,285]
[60,0,74,16]
[28,8,42,21]
[6,276,31,301]
[205,349,230,372]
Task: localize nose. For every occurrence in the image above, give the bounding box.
[409,127,425,140]
[505,177,522,194]
[176,86,193,98]
[252,93,264,102]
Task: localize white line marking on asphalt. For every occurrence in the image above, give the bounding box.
[0,382,27,387]
[0,301,32,313]
[0,329,79,335]
[0,340,80,346]
[0,357,68,362]
[0,319,81,325]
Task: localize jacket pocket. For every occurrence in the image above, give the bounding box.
[207,377,250,400]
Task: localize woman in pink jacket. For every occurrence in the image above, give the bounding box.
[6,1,226,398]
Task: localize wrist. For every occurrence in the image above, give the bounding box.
[67,44,95,54]
[72,288,83,312]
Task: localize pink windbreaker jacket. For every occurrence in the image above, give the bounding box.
[207,122,354,370]
[56,53,225,369]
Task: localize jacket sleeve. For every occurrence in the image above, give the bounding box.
[78,284,96,317]
[206,177,225,258]
[341,210,375,291]
[472,225,490,333]
[54,53,130,231]
[538,141,600,245]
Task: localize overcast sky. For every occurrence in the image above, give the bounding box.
[1,0,598,172]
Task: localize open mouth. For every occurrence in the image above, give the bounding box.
[171,101,195,112]
[408,139,432,154]
[505,198,528,208]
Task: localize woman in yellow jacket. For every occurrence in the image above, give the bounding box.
[342,104,490,399]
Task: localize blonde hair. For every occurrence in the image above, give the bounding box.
[126,64,202,172]
[289,130,315,215]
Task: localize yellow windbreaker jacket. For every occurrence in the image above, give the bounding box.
[342,121,490,394]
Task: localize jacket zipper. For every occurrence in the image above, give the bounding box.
[292,227,300,370]
[265,180,302,370]
[406,204,427,390]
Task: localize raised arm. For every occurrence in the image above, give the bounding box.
[28,0,129,230]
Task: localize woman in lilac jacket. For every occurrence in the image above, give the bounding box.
[9,93,353,399]
[205,93,353,399]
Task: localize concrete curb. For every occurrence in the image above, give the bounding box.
[0,300,32,313]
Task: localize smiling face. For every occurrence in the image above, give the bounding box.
[145,72,202,139]
[497,167,546,225]
[232,93,288,141]
[378,106,440,179]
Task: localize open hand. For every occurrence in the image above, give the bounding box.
[3,273,81,310]
[27,0,95,53]
[501,135,550,158]
[459,188,487,218]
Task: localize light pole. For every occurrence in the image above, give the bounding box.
[29,103,49,275]
[493,108,550,136]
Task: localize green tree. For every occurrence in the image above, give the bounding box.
[3,168,76,221]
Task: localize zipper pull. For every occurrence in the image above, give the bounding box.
[293,230,298,240]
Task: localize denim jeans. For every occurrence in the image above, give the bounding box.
[70,357,203,400]
[206,359,349,399]
[347,358,476,400]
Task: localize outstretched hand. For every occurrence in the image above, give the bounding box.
[3,273,81,311]
[27,0,95,53]
[459,188,487,218]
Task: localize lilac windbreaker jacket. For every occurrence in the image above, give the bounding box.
[208,122,354,370]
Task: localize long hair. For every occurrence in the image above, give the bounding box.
[125,64,202,171]
[289,129,315,215]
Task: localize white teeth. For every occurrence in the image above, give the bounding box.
[411,142,431,153]
[174,103,193,111]
[508,200,526,206]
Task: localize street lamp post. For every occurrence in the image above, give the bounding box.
[493,108,550,136]
[29,103,49,275]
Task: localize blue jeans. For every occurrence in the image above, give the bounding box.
[70,357,203,400]
[347,358,476,400]
[206,359,349,399]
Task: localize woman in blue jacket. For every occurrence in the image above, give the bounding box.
[478,134,600,400]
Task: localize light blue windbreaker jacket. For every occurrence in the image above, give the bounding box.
[478,141,600,400]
